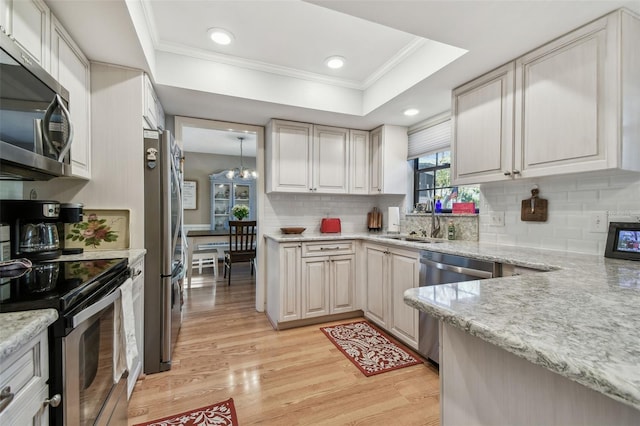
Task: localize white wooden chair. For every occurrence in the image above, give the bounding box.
[188,247,218,286]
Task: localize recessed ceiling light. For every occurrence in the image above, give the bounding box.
[404,108,419,116]
[325,56,346,69]
[208,28,234,45]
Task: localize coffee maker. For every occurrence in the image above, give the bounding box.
[58,203,84,255]
[0,200,62,260]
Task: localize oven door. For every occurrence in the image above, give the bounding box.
[62,288,125,425]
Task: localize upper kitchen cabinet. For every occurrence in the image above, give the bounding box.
[349,129,370,194]
[369,125,408,194]
[452,63,515,185]
[0,0,50,69]
[143,74,165,130]
[50,16,91,179]
[266,119,313,193]
[312,125,349,194]
[452,8,640,185]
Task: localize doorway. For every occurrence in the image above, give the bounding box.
[175,116,266,312]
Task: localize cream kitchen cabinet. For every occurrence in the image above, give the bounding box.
[143,74,165,130]
[452,63,515,185]
[363,242,420,349]
[301,241,355,318]
[50,15,91,179]
[0,328,51,425]
[266,120,349,194]
[266,239,302,326]
[453,9,640,185]
[266,120,313,193]
[349,129,370,194]
[0,0,50,69]
[128,256,145,398]
[369,125,408,194]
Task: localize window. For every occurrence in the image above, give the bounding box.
[413,150,480,212]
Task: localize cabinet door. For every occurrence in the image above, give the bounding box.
[389,250,420,349]
[452,62,515,184]
[364,244,388,327]
[50,16,91,179]
[4,0,50,69]
[129,258,145,398]
[369,127,383,194]
[280,244,301,322]
[301,256,330,318]
[514,15,613,177]
[313,125,349,193]
[349,130,369,194]
[268,120,313,192]
[331,254,355,314]
[143,74,158,129]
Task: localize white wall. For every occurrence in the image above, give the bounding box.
[262,193,405,235]
[478,170,640,255]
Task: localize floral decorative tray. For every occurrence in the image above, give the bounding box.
[280,227,306,234]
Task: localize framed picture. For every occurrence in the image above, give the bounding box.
[183,180,197,210]
[64,210,130,251]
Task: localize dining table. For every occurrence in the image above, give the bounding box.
[185,229,228,285]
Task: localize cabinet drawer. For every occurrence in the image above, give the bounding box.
[302,240,354,257]
[0,331,48,417]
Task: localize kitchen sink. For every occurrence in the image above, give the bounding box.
[381,235,444,243]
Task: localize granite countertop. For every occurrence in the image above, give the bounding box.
[265,232,640,411]
[0,309,58,361]
[58,248,146,265]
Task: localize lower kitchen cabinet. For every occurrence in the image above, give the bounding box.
[0,328,50,425]
[363,243,420,349]
[128,256,145,398]
[301,253,355,318]
[266,239,358,328]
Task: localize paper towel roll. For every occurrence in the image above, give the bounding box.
[388,207,400,233]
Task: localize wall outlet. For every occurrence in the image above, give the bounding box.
[489,211,505,227]
[589,211,607,233]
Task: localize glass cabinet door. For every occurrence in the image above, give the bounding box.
[210,174,255,230]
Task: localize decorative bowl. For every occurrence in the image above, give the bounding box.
[280,227,306,234]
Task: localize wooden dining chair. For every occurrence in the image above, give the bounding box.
[223,220,257,286]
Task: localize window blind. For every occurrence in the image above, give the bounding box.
[407,119,451,160]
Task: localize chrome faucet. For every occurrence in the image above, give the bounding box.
[430,199,441,238]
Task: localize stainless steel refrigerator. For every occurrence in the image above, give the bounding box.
[143,129,185,374]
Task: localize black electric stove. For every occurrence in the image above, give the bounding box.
[0,258,129,316]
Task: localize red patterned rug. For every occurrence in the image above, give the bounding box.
[133,398,238,426]
[320,321,423,376]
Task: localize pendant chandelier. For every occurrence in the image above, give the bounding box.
[226,137,257,179]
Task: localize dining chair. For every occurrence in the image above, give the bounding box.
[223,220,257,286]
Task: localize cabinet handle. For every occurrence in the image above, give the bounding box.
[320,247,340,251]
[132,269,142,277]
[503,171,512,176]
[44,394,62,408]
[512,170,521,175]
[0,386,14,413]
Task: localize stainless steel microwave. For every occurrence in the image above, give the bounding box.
[0,30,74,180]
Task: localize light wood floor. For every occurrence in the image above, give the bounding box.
[127,263,440,425]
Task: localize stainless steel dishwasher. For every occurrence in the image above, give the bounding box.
[418,250,500,364]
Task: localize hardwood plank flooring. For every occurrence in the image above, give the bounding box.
[127,263,440,425]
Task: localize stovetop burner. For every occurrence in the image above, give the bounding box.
[0,258,128,313]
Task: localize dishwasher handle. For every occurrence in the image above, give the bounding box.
[420,257,494,279]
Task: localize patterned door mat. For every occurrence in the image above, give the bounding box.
[133,398,238,426]
[321,321,423,376]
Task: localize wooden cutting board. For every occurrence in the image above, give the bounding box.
[521,189,548,222]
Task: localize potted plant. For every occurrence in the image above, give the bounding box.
[232,204,250,220]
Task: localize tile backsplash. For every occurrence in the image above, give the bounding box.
[478,170,640,255]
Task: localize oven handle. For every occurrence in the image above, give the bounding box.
[71,288,120,328]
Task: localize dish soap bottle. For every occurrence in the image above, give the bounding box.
[435,199,442,213]
[447,221,456,240]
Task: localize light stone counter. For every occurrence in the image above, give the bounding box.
[0,309,58,361]
[58,248,146,265]
[265,232,640,411]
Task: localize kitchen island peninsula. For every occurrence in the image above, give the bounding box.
[404,243,640,425]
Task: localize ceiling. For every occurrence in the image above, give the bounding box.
[46,0,640,155]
